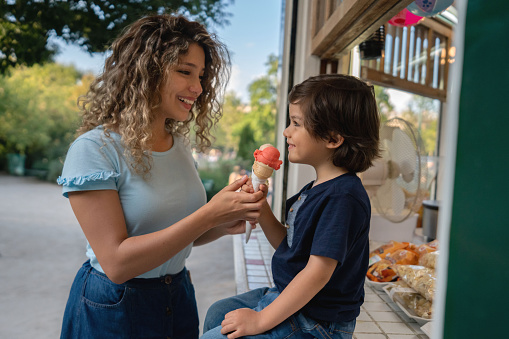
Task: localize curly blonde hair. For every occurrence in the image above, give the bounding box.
[76,14,230,174]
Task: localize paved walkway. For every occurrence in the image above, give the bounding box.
[0,173,236,338]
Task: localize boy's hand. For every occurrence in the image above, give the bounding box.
[257,183,269,198]
[242,180,269,198]
[241,177,255,193]
[220,308,268,338]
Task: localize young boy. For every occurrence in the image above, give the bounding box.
[201,74,381,339]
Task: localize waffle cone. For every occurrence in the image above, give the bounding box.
[252,161,274,180]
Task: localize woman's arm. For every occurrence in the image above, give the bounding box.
[69,176,264,284]
[219,255,337,338]
[193,220,248,246]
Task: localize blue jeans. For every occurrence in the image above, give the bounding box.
[201,287,356,339]
[60,261,199,339]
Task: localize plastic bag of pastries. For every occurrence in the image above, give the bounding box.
[419,251,439,270]
[386,249,419,265]
[415,239,439,258]
[386,281,433,319]
[366,259,398,282]
[392,265,436,301]
[369,241,409,259]
[366,248,419,282]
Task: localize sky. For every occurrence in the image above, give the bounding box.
[53,0,284,104]
[52,1,415,111]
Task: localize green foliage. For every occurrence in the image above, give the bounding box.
[0,63,91,177]
[245,54,278,145]
[237,124,257,161]
[374,85,393,123]
[210,91,244,152]
[211,54,279,161]
[198,158,242,201]
[0,0,233,74]
[0,17,54,73]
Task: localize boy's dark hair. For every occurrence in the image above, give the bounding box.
[288,74,381,173]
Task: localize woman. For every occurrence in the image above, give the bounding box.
[57,14,264,338]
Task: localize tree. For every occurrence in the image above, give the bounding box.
[210,90,244,152]
[0,63,91,168]
[211,54,279,160]
[0,0,234,74]
[236,123,256,161]
[244,54,279,147]
[373,85,393,123]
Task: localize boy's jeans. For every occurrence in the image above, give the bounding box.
[202,287,356,339]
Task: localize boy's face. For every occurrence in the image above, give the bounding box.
[283,104,333,167]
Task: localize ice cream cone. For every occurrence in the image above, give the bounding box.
[252,161,274,180]
[246,144,282,243]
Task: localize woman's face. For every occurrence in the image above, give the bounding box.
[155,43,205,122]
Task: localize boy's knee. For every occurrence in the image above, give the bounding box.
[201,325,224,339]
[203,299,228,332]
[204,288,269,333]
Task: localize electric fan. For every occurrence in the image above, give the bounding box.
[361,117,429,223]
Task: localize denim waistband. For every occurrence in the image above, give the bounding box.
[83,260,188,288]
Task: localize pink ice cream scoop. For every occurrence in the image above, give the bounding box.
[253,144,282,170]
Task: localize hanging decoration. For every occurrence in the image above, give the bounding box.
[388,8,424,27]
[407,0,454,17]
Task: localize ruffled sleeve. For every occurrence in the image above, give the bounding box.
[57,171,120,187]
[57,131,121,198]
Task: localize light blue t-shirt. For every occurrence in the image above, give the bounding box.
[57,126,207,278]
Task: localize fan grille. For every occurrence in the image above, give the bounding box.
[370,118,429,223]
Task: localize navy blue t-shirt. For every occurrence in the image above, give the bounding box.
[271,172,371,323]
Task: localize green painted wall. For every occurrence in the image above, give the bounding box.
[443,1,509,337]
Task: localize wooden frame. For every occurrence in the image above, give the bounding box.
[311,0,454,101]
[360,19,452,101]
[311,0,414,58]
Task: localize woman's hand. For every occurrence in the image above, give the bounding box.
[206,175,265,225]
[218,220,256,235]
[241,177,269,198]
